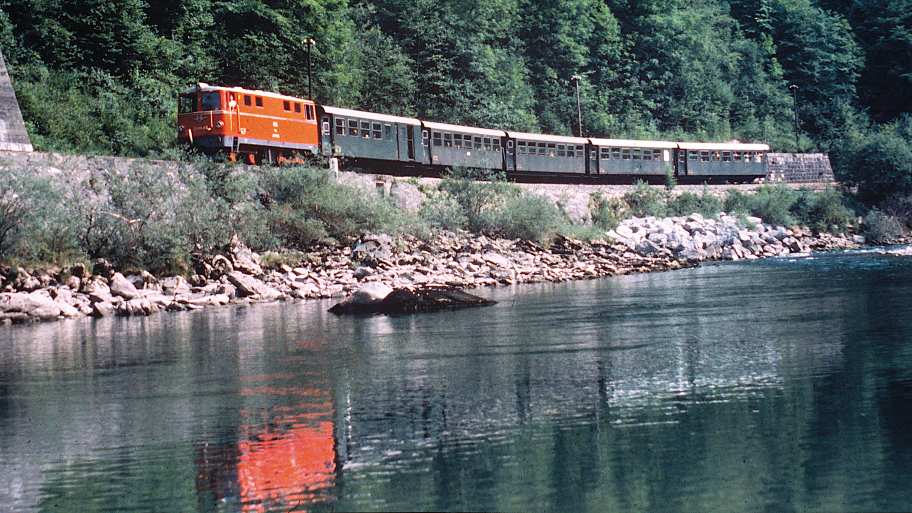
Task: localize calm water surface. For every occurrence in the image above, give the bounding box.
[2,250,912,512]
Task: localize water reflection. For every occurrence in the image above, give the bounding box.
[2,252,912,512]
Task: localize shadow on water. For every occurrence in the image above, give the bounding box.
[2,250,912,511]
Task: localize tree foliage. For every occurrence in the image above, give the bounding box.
[0,0,909,202]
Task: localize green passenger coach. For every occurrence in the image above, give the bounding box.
[319,105,424,163]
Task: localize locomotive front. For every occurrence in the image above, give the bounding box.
[177,84,236,154]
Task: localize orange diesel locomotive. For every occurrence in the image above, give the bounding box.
[177,83,319,164]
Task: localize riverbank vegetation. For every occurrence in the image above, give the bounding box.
[3,159,904,276]
[0,0,911,215]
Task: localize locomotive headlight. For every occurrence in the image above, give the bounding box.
[178,125,185,131]
[215,121,224,128]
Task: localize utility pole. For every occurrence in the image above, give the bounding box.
[571,75,583,137]
[305,37,316,99]
[789,84,799,151]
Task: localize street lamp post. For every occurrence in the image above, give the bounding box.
[789,84,799,151]
[304,37,316,99]
[571,75,583,137]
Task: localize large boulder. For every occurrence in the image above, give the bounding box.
[329,285,495,315]
[109,272,140,300]
[352,234,393,266]
[230,241,263,275]
[226,271,282,300]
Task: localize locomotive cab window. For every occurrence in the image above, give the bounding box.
[255,96,263,107]
[306,105,315,120]
[243,95,252,106]
[200,92,220,111]
[283,100,291,111]
[178,94,195,114]
[294,103,301,113]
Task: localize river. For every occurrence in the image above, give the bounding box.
[2,249,912,512]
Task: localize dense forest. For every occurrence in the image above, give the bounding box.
[0,0,910,198]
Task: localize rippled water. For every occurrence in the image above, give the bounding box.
[3,249,912,512]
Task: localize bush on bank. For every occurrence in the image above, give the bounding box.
[0,159,883,274]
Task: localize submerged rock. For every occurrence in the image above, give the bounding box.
[329,285,495,315]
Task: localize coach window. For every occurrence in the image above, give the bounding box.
[255,96,263,107]
[384,124,392,139]
[360,121,371,138]
[722,151,732,162]
[243,95,252,107]
[433,132,442,146]
[422,130,429,146]
[620,148,631,160]
[335,118,345,135]
[557,144,566,157]
[655,150,664,161]
[517,141,526,154]
[372,123,382,139]
[471,136,480,150]
[493,139,501,151]
[348,119,359,136]
[699,151,709,162]
[453,134,462,148]
[283,100,291,111]
[444,133,453,147]
[484,138,493,151]
[576,145,584,158]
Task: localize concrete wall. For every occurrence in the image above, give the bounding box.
[0,50,33,152]
[768,153,835,183]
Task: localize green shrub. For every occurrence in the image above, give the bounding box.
[881,194,912,227]
[0,166,82,263]
[419,191,468,231]
[863,210,903,243]
[844,131,912,204]
[438,167,519,231]
[668,187,722,218]
[589,192,628,230]
[792,187,854,233]
[746,184,799,226]
[723,189,752,215]
[259,166,415,245]
[487,193,566,245]
[623,180,668,218]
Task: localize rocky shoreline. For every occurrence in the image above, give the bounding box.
[0,212,867,325]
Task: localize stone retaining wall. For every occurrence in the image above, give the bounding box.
[768,153,835,183]
[0,50,33,152]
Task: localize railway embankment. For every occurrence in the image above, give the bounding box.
[0,150,884,324]
[0,216,863,324]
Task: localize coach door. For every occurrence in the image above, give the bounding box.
[505,139,516,173]
[406,127,416,160]
[320,116,333,156]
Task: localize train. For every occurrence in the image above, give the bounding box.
[177,83,770,182]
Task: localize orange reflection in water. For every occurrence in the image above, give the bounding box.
[236,397,336,512]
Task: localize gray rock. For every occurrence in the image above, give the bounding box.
[109,272,140,300]
[211,254,234,276]
[230,241,263,275]
[92,258,113,277]
[160,276,191,295]
[482,252,513,268]
[635,239,661,256]
[227,271,282,300]
[353,266,373,279]
[70,262,88,278]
